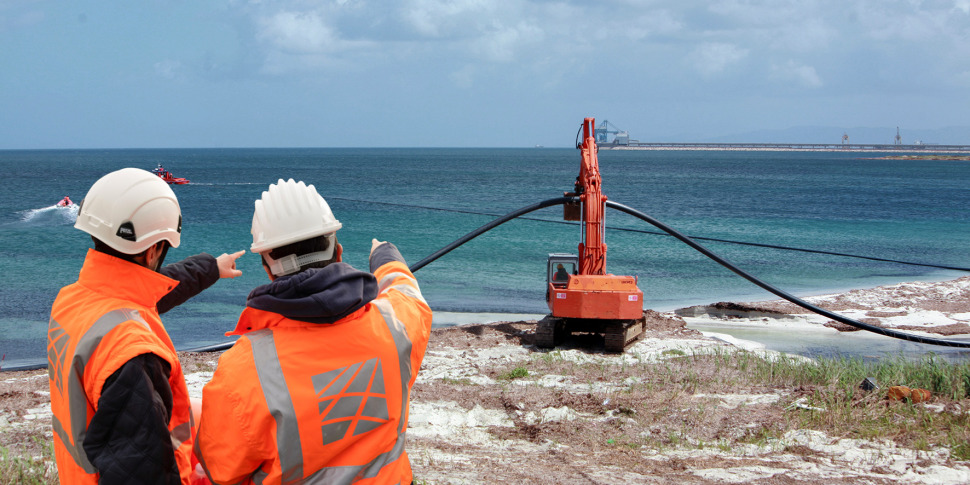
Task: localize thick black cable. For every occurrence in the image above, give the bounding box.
[605,200,970,348]
[409,197,573,272]
[330,196,970,273]
[408,196,970,348]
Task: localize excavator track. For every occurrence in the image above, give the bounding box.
[535,314,647,352]
[603,316,647,353]
[535,316,563,349]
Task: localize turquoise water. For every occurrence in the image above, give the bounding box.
[2,148,969,367]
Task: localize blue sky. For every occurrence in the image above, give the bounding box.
[2,0,969,148]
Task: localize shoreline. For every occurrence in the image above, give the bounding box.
[1,275,964,369]
[3,275,970,482]
[435,274,970,361]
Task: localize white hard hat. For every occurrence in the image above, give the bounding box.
[251,178,342,262]
[74,168,182,254]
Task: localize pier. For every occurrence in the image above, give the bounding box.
[599,142,970,153]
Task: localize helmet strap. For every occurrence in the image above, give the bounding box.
[264,236,336,276]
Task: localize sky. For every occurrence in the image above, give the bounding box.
[2,0,969,148]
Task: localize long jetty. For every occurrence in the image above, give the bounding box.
[600,142,970,153]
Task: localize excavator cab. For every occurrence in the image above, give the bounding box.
[547,253,578,289]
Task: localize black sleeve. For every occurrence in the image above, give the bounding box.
[369,242,406,273]
[83,354,181,485]
[157,253,219,314]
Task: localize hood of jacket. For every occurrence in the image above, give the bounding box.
[246,262,378,324]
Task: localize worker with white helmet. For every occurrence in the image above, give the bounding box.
[196,179,432,485]
[48,168,244,484]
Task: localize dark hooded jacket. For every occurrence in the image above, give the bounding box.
[245,262,378,324]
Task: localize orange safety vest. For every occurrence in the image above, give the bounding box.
[48,249,195,485]
[196,260,432,485]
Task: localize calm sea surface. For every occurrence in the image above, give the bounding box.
[2,148,969,367]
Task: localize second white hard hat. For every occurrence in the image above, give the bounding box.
[74,168,182,254]
[251,178,342,255]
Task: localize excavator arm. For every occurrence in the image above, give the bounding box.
[578,117,607,276]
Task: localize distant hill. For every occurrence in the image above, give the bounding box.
[657,126,970,145]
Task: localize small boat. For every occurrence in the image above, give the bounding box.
[56,196,74,207]
[151,164,190,185]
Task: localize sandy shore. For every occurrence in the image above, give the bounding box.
[2,276,970,483]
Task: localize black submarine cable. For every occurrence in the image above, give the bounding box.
[604,199,970,349]
[407,196,970,348]
[409,197,573,272]
[329,196,970,273]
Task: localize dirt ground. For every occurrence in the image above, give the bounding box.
[4,278,970,483]
[402,312,970,484]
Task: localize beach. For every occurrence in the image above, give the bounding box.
[3,276,970,483]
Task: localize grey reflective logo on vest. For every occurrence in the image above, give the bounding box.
[48,319,70,393]
[312,358,390,446]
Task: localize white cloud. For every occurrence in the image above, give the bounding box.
[403,0,496,38]
[856,1,951,42]
[611,9,683,41]
[472,21,544,63]
[256,10,336,54]
[247,5,381,75]
[689,42,748,76]
[771,60,822,88]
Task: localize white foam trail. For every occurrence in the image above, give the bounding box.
[19,204,79,224]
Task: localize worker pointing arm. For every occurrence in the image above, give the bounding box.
[157,250,244,314]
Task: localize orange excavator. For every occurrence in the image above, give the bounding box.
[536,117,646,352]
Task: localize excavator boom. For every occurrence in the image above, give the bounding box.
[578,118,607,276]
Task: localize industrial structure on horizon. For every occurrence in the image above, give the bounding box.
[593,121,970,152]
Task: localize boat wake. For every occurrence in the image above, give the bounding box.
[18,204,79,226]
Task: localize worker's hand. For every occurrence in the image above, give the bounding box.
[216,250,245,279]
[370,239,386,256]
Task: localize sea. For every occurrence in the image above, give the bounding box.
[2,148,969,368]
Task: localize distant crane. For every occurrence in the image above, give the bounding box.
[594,120,622,144]
[895,127,902,145]
[841,132,849,147]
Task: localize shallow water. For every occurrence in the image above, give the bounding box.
[689,322,970,363]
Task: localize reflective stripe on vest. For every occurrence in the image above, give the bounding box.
[248,298,414,483]
[248,330,304,483]
[49,308,190,474]
[376,272,427,307]
[49,308,147,473]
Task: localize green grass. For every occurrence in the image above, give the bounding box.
[440,376,475,386]
[497,367,529,380]
[0,439,56,485]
